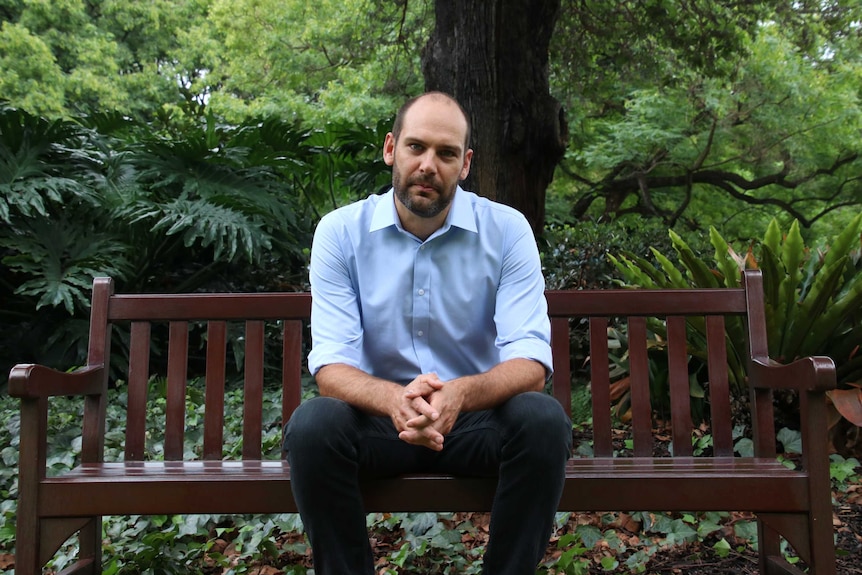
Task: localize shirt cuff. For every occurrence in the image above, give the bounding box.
[499,339,554,377]
[307,344,362,376]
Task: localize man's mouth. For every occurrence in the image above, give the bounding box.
[410,179,440,195]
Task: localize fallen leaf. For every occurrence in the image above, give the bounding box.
[0,554,14,569]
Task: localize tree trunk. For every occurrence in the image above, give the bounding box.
[422,0,567,234]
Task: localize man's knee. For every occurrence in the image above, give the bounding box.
[500,392,572,452]
[283,396,357,457]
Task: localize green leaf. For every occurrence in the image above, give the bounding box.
[713,538,732,558]
[608,253,660,288]
[710,227,741,288]
[661,519,697,545]
[735,438,754,457]
[782,256,848,359]
[820,213,862,272]
[778,221,805,345]
[575,525,603,549]
[652,245,688,288]
[763,219,782,261]
[802,273,862,356]
[777,427,803,454]
[734,520,758,542]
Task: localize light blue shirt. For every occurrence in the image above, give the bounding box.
[307,186,552,384]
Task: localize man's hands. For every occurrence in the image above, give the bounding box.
[392,373,464,451]
[318,359,545,452]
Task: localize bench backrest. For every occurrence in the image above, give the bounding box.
[548,270,768,458]
[82,270,769,463]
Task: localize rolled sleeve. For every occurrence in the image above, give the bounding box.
[307,212,364,375]
[494,217,553,375]
[499,337,553,375]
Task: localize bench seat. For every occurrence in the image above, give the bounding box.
[40,458,806,516]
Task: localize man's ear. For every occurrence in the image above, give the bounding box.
[383,132,396,166]
[460,148,473,180]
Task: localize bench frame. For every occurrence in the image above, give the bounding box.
[10,270,837,575]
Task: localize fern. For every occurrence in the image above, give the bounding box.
[150,198,272,262]
[2,218,133,314]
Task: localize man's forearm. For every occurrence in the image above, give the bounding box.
[448,358,546,412]
[315,363,402,416]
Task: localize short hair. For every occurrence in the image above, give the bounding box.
[391,92,472,152]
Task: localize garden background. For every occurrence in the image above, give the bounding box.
[1,1,861,573]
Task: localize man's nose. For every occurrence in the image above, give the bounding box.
[418,151,436,174]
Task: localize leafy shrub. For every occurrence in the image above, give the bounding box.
[610,216,862,454]
[540,218,700,290]
[0,107,393,378]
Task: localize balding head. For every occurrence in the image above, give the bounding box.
[391,92,471,152]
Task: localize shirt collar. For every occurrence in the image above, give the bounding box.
[369,186,477,235]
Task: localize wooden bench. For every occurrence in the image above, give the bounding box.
[9,270,836,575]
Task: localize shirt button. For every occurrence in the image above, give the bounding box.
[417,330,424,337]
[418,289,425,296]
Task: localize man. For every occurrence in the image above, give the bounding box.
[283,92,572,574]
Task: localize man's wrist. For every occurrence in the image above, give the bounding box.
[443,376,471,411]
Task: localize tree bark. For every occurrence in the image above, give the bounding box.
[422,0,567,234]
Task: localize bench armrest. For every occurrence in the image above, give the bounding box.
[749,356,837,393]
[8,363,106,399]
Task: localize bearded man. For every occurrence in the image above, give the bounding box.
[283,92,572,575]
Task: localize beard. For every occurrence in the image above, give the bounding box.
[392,167,457,219]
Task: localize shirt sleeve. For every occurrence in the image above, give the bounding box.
[493,215,553,375]
[306,212,364,375]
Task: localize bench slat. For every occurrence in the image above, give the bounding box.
[125,322,151,461]
[706,315,734,456]
[282,320,303,426]
[550,317,572,417]
[589,317,613,456]
[243,321,265,460]
[545,288,748,316]
[668,316,694,456]
[204,321,227,460]
[627,317,653,457]
[108,293,312,321]
[165,322,189,461]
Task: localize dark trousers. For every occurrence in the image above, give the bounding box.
[283,391,572,575]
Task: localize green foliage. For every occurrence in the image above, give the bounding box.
[0,110,133,314]
[0,105,392,376]
[378,514,483,574]
[554,3,862,236]
[830,454,861,487]
[611,216,862,393]
[540,219,698,290]
[0,0,211,120]
[205,0,428,125]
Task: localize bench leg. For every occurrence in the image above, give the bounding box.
[75,517,102,575]
[806,509,837,575]
[15,397,45,575]
[15,517,101,575]
[757,513,836,575]
[757,519,783,575]
[14,512,39,575]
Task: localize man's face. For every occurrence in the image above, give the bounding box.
[383,97,472,220]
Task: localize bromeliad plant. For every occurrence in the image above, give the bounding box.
[609,215,862,454]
